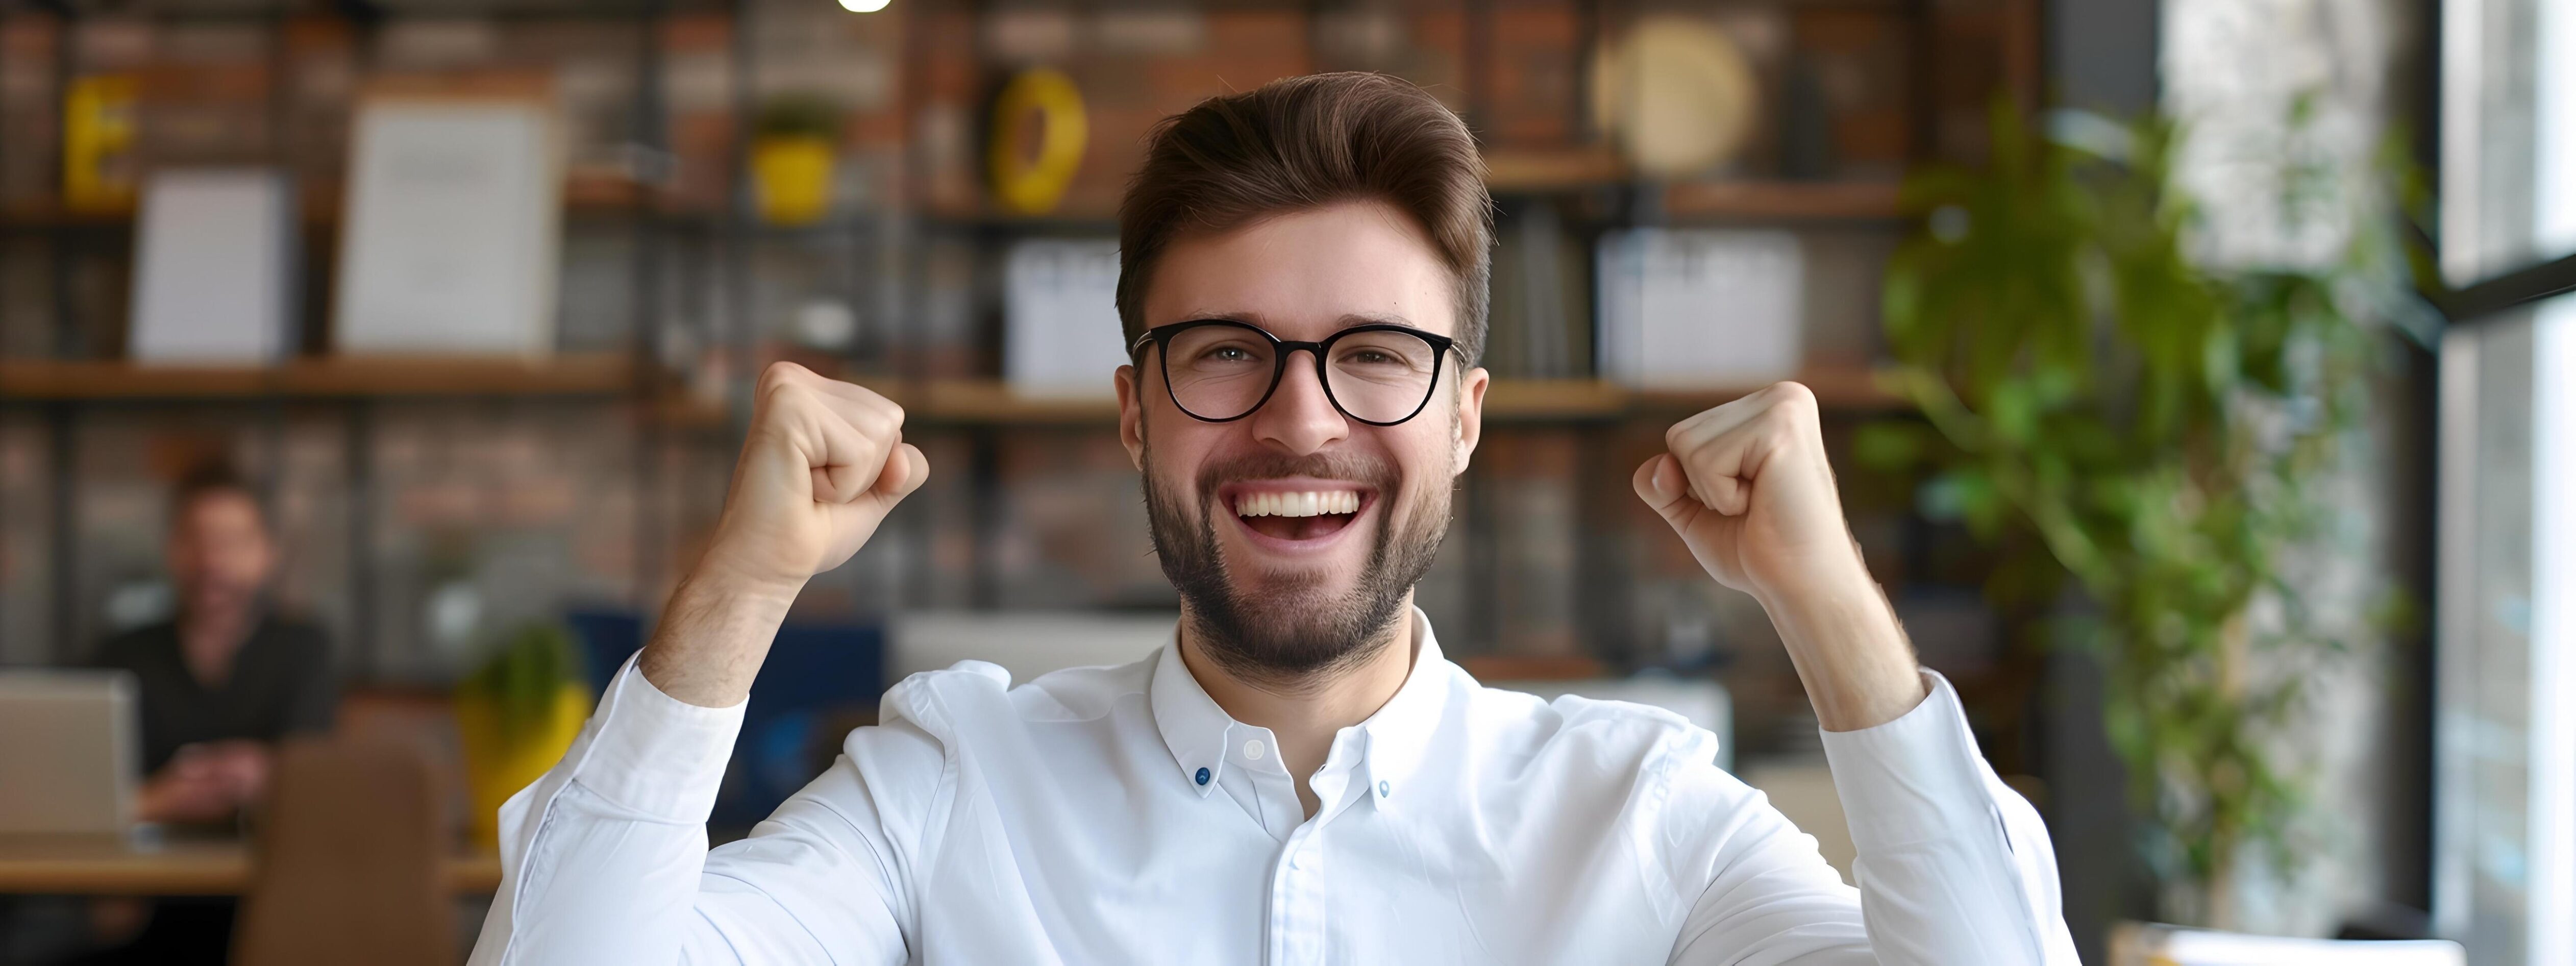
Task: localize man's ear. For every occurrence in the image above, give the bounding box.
[1451,365,1489,476]
[1116,364,1146,470]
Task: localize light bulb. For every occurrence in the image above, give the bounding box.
[839,0,891,11]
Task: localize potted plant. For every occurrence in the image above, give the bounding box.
[751,93,844,226]
[1858,101,2418,926]
[454,622,593,848]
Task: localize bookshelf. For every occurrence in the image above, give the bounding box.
[1661,180,1906,221]
[914,154,1910,227]
[0,0,2036,685]
[0,172,658,231]
[646,368,1901,430]
[0,355,642,401]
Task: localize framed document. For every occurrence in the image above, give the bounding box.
[333,82,563,357]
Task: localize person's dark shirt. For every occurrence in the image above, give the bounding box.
[90,613,338,773]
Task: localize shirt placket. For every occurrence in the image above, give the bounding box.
[1265,732,1372,965]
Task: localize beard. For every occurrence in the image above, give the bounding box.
[1143,445,1452,689]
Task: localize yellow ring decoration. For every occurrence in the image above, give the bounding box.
[987,68,1088,216]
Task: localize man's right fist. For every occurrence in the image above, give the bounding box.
[696,362,929,594]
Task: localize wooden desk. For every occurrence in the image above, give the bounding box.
[0,835,503,896]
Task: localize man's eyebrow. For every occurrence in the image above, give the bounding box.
[1175,309,1271,327]
[1164,310,1423,333]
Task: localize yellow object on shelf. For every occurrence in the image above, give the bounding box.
[752,135,837,226]
[987,68,1087,216]
[1590,17,1758,178]
[62,75,140,213]
[455,683,591,848]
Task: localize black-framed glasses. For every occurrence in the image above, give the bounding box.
[1130,319,1454,426]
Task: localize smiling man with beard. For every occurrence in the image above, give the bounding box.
[470,73,2077,965]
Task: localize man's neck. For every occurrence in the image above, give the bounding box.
[178,604,257,689]
[1175,596,1419,818]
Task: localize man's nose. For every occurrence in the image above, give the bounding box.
[1250,350,1349,455]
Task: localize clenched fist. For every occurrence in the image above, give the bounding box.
[1631,381,1865,602]
[699,362,930,594]
[1633,382,1922,730]
[646,363,929,706]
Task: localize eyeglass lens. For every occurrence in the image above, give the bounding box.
[1162,323,1441,424]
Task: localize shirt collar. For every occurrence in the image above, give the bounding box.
[1148,607,1453,804]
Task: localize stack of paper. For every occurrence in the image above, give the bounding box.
[1596,228,1804,389]
[1003,239,1127,399]
[2111,924,2462,966]
[129,169,296,363]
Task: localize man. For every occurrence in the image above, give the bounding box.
[83,463,335,963]
[94,463,335,823]
[471,73,2076,964]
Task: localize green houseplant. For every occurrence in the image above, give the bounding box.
[1859,101,2415,925]
[752,92,845,226]
[454,622,593,847]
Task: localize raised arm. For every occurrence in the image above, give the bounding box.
[1635,382,2077,964]
[468,362,932,965]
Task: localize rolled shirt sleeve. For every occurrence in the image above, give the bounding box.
[1667,671,2076,965]
[467,654,747,965]
[1815,671,2078,965]
[471,655,925,966]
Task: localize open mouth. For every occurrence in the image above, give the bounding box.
[1223,484,1372,543]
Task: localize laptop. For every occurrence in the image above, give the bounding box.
[0,669,139,835]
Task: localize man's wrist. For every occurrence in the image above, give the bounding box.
[689,541,812,606]
[1753,557,1927,732]
[636,566,805,708]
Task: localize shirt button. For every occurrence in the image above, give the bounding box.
[1378,780,1391,797]
[1196,767,1210,786]
[1244,739,1266,761]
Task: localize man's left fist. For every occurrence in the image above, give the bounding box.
[1631,381,1869,603]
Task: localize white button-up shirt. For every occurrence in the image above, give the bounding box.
[469,611,2077,964]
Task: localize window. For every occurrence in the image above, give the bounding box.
[2434,2,2576,963]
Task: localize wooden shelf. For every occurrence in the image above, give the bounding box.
[902,147,1906,226]
[1482,147,1629,192]
[0,354,641,401]
[1490,368,1904,417]
[2,168,1902,232]
[1482,147,1907,221]
[2,359,1899,418]
[0,835,501,896]
[0,173,661,232]
[645,368,1900,428]
[1661,180,1905,220]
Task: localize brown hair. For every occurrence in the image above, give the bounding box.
[1116,72,1493,367]
[170,460,266,530]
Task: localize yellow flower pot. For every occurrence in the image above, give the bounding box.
[456,684,592,848]
[752,135,836,226]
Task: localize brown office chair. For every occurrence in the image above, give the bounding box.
[232,736,456,966]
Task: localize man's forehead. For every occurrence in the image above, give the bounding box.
[1162,309,1433,338]
[1142,201,1457,339]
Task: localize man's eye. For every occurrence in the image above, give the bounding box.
[1188,343,1263,366]
[1339,347,1415,368]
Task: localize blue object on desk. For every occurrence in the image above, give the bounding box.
[561,608,884,829]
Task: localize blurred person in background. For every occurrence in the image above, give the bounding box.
[76,461,336,964]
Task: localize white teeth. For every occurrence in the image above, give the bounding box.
[1235,489,1361,518]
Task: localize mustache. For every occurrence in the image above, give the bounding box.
[1193,451,1399,503]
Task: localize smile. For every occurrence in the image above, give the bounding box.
[1234,490,1361,518]
[1218,480,1374,547]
